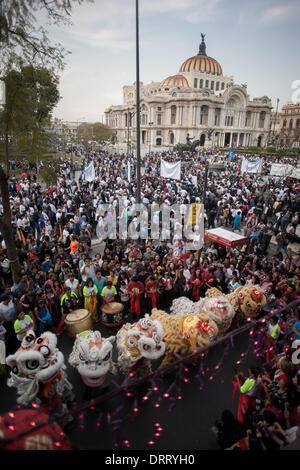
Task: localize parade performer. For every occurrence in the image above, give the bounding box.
[171,285,267,334]
[150,308,218,369]
[6,330,74,418]
[69,330,116,400]
[56,287,79,336]
[83,278,99,321]
[146,275,160,309]
[233,367,261,425]
[116,314,165,376]
[127,276,144,317]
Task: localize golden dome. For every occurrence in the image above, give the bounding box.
[161,75,190,88]
[179,34,223,76]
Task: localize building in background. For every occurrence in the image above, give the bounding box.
[278,102,300,148]
[105,34,272,152]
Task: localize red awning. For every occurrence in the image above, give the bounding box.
[205,228,247,248]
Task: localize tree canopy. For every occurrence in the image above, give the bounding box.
[0,65,60,169]
[77,122,112,146]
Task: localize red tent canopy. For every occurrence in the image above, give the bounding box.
[205,228,247,248]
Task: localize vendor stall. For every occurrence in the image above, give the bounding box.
[205,227,247,248]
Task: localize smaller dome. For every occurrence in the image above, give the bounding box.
[161,75,190,88]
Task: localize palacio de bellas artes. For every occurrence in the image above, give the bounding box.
[105,34,272,153]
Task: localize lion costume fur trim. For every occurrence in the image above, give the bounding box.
[151,308,218,369]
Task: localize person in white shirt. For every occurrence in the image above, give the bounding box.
[0,295,16,323]
[80,258,96,283]
[65,273,81,296]
[45,220,53,237]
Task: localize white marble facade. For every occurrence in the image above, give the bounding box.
[105,36,272,151]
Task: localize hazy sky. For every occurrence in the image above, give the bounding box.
[49,0,300,122]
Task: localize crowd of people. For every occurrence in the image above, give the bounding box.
[0,147,300,449]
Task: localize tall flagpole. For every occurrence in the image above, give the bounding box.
[135,0,141,204]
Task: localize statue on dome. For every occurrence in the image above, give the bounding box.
[199,33,207,55]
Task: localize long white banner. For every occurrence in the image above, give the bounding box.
[270,163,297,177]
[160,158,181,180]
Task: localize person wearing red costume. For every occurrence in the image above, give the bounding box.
[190,268,203,301]
[146,275,160,310]
[233,367,261,425]
[202,266,217,292]
[127,276,144,317]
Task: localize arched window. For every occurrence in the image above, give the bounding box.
[283,119,287,128]
[194,78,198,88]
[205,80,209,88]
[211,81,214,90]
[289,119,293,129]
[171,105,177,125]
[221,82,225,90]
[199,79,203,88]
[216,82,219,91]
[296,119,300,129]
[170,133,174,145]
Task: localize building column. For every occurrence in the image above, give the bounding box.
[221,133,225,147]
[229,132,233,147]
[208,106,214,127]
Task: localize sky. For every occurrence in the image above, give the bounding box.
[46,0,300,123]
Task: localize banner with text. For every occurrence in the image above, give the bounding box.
[241,157,262,174]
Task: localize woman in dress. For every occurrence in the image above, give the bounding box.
[83,277,99,321]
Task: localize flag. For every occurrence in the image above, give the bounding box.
[84,162,95,182]
[160,158,181,180]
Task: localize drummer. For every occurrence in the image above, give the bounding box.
[56,287,79,336]
[101,281,117,305]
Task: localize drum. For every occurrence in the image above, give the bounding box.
[101,302,124,327]
[64,309,93,338]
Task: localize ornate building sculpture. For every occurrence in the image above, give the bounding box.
[105,35,272,150]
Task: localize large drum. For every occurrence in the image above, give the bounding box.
[64,309,93,338]
[101,302,124,327]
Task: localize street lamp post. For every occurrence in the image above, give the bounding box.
[74,117,85,177]
[135,0,141,204]
[127,107,130,155]
[148,121,154,156]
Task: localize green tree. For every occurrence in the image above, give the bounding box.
[77,122,112,146]
[0,65,60,282]
[0,0,91,283]
[16,65,60,175]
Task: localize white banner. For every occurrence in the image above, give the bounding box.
[293,168,300,180]
[270,163,295,177]
[84,161,96,182]
[160,159,181,180]
[191,175,197,185]
[241,157,262,174]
